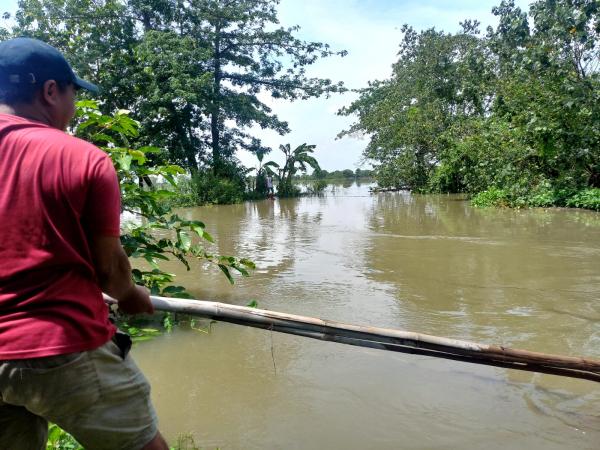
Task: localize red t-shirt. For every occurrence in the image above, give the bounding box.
[0,113,119,359]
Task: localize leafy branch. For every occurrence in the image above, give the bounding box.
[73,100,255,296]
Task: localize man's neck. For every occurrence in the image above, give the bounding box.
[0,103,53,127]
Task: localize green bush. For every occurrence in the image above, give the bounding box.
[471,188,509,208]
[525,189,556,207]
[306,179,328,195]
[277,182,301,197]
[191,170,246,205]
[157,177,200,207]
[566,189,600,211]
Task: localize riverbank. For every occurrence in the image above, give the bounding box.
[369,185,600,212]
[470,187,600,211]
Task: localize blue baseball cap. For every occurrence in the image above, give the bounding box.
[0,37,98,93]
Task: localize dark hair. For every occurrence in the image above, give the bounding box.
[0,80,73,105]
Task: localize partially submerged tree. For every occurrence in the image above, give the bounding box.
[339,0,599,207]
[338,23,490,191]
[277,143,320,196]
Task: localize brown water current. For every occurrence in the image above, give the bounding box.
[133,182,600,449]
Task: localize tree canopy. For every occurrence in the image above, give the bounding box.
[3,0,345,174]
[339,0,600,208]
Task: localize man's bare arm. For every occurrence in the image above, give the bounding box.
[89,234,154,315]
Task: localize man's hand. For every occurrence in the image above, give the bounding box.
[118,285,154,315]
[89,235,154,315]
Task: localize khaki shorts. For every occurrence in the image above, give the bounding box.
[0,336,158,450]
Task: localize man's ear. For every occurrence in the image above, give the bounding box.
[41,79,60,106]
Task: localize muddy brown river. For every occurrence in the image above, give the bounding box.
[133,182,600,449]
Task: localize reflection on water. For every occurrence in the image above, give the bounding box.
[134,183,600,449]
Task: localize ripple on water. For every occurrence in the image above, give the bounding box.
[135,186,600,449]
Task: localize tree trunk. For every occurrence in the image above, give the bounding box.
[211,23,222,176]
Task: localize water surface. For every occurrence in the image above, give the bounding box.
[134,183,600,449]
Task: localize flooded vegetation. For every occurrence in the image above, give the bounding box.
[134,183,600,449]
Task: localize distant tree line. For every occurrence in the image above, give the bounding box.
[339,0,600,209]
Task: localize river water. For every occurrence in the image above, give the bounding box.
[133,182,600,449]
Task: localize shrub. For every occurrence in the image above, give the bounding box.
[471,188,509,208]
[566,189,600,211]
[306,179,328,195]
[191,170,246,205]
[277,182,301,197]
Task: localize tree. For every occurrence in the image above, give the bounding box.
[339,0,599,207]
[186,0,347,175]
[339,23,490,190]
[132,30,212,170]
[277,143,320,196]
[6,0,346,178]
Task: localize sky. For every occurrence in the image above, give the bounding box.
[1,0,531,171]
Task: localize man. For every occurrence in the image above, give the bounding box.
[0,38,169,450]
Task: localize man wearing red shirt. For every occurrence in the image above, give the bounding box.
[0,38,168,450]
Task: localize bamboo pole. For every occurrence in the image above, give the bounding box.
[108,295,600,383]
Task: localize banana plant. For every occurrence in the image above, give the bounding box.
[278,143,320,196]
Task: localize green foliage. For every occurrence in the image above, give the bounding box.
[471,184,600,211]
[278,183,302,197]
[46,425,82,450]
[73,100,254,291]
[306,179,328,196]
[431,118,534,194]
[7,0,346,177]
[190,167,248,205]
[339,21,490,191]
[471,188,510,208]
[566,189,600,211]
[277,143,320,197]
[339,0,600,208]
[119,320,163,342]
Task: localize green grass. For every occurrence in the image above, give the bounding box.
[48,426,215,450]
